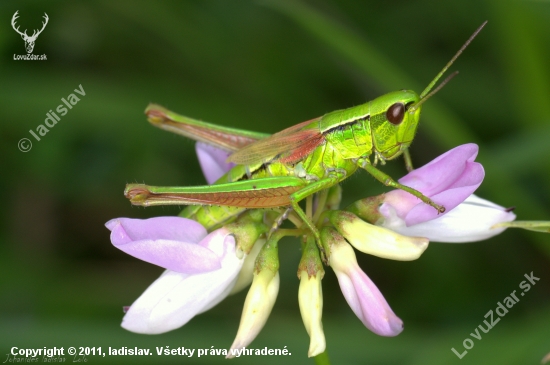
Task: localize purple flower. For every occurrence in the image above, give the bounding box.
[381,143,484,226]
[195,142,235,184]
[330,238,403,336]
[323,228,403,336]
[106,217,244,334]
[380,194,516,243]
[349,144,515,242]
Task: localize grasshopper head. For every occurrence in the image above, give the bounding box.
[368,22,487,164]
[369,90,421,162]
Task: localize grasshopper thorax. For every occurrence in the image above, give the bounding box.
[320,89,420,163]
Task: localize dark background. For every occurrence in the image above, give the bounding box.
[1,1,550,364]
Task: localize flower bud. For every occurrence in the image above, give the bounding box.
[329,211,429,261]
[297,237,325,357]
[299,270,325,357]
[227,240,280,357]
[324,227,403,336]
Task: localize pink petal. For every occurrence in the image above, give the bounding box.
[350,269,403,336]
[330,240,403,337]
[196,142,235,184]
[399,144,479,195]
[106,217,220,273]
[336,265,403,336]
[404,162,484,225]
[114,238,221,274]
[106,217,206,244]
[382,144,485,226]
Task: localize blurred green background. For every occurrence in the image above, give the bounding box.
[1,0,550,364]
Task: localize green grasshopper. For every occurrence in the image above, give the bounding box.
[125,22,486,255]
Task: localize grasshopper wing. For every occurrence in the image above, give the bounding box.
[146,104,269,151]
[227,117,325,166]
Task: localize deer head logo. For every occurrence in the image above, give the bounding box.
[11,11,49,54]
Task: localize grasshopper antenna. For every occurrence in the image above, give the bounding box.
[409,71,459,111]
[409,20,487,112]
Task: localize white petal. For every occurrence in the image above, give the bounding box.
[382,195,516,243]
[122,234,244,334]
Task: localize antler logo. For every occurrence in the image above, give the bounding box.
[11,10,49,54]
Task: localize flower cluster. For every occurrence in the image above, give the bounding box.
[107,143,517,358]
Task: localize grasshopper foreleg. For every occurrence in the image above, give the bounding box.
[361,160,445,213]
[403,148,414,172]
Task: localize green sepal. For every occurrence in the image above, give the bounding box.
[225,210,268,254]
[297,235,325,279]
[345,194,385,224]
[320,226,345,261]
[254,234,280,275]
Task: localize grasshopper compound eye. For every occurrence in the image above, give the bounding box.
[386,103,405,125]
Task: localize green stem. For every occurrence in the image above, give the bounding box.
[493,220,550,233]
[313,350,331,365]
